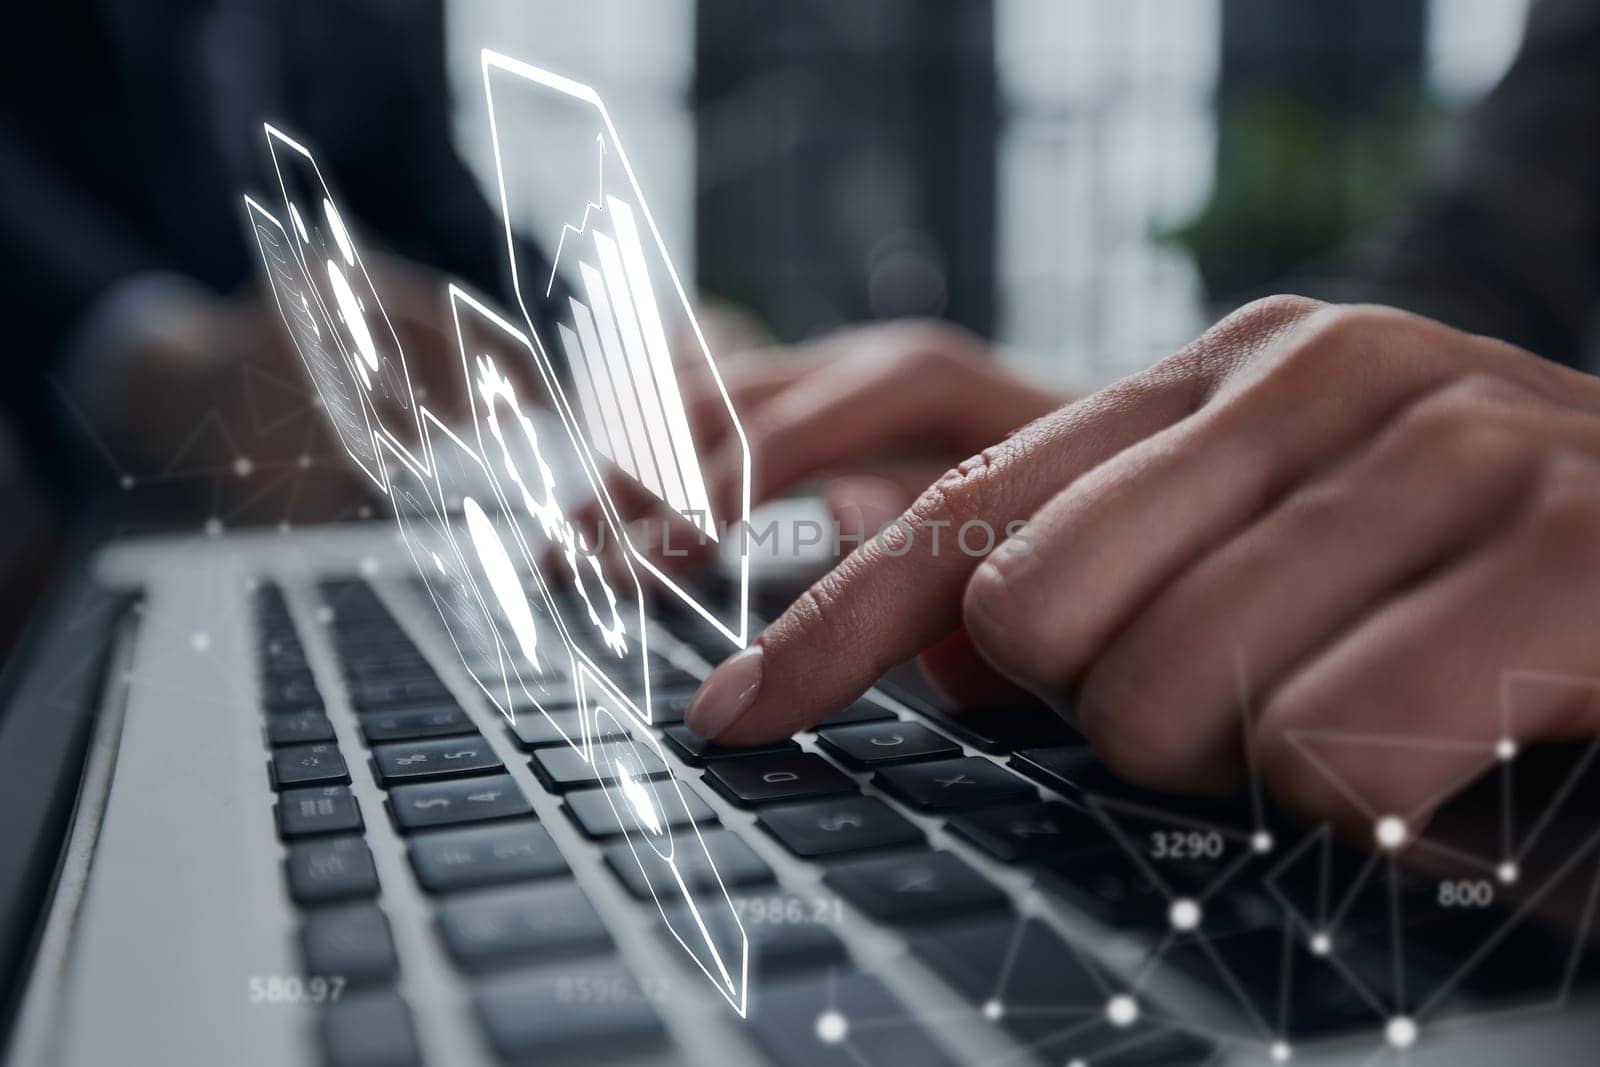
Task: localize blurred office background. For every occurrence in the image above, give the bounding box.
[447,0,1531,389]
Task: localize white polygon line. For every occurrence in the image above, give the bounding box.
[592,227,694,517]
[571,296,643,481]
[243,196,385,491]
[580,666,748,1014]
[479,50,749,647]
[609,195,718,540]
[449,283,652,725]
[263,124,428,477]
[419,409,578,730]
[577,261,667,499]
[556,323,618,463]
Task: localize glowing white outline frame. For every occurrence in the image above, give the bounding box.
[385,408,583,737]
[242,195,387,492]
[577,660,751,1016]
[449,283,654,728]
[263,123,431,482]
[479,49,752,650]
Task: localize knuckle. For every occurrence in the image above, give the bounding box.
[1077,670,1198,789]
[1270,304,1393,383]
[1393,377,1534,469]
[1528,456,1600,560]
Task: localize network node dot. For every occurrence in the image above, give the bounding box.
[1067,1060,1086,1067]
[1309,932,1332,957]
[1169,898,1202,932]
[1106,994,1139,1028]
[1385,1016,1417,1049]
[982,998,1004,1022]
[814,1010,848,1045]
[119,475,136,491]
[298,454,313,469]
[190,631,210,652]
[1498,862,1519,885]
[1271,1040,1293,1062]
[1496,738,1517,761]
[233,456,254,478]
[1375,816,1407,850]
[1252,831,1274,854]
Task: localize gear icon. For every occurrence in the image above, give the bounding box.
[563,523,627,657]
[476,354,627,658]
[477,356,564,542]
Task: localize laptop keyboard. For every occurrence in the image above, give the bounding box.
[248,574,1596,1067]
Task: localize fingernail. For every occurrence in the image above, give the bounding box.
[685,644,764,739]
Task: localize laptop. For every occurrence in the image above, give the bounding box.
[0,509,1598,1067]
[5,44,1600,1067]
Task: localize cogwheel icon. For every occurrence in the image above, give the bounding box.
[564,522,628,657]
[476,356,564,542]
[475,355,627,658]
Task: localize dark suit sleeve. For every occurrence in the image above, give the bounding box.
[0,115,179,383]
[332,0,561,318]
[1366,0,1600,366]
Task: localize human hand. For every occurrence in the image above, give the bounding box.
[685,297,1600,837]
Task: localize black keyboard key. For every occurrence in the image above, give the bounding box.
[824,851,1008,924]
[604,827,774,899]
[266,709,336,745]
[915,703,1079,754]
[704,753,856,807]
[272,743,349,789]
[262,675,323,711]
[301,904,398,986]
[648,690,692,725]
[668,893,847,978]
[874,757,1035,811]
[1011,747,1255,823]
[285,837,379,905]
[911,916,1111,1043]
[816,722,959,768]
[812,699,898,729]
[662,725,799,766]
[564,782,716,839]
[348,674,453,711]
[748,970,958,1067]
[320,991,421,1067]
[360,704,475,743]
[474,964,666,1062]
[388,774,532,831]
[1162,925,1391,1036]
[758,796,922,858]
[1035,850,1167,930]
[372,736,500,785]
[508,708,614,749]
[529,740,669,793]
[438,882,612,970]
[946,801,1111,865]
[1007,745,1093,796]
[409,822,567,892]
[1086,1031,1217,1066]
[278,786,364,838]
